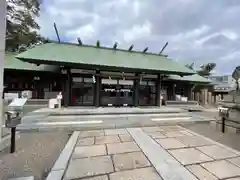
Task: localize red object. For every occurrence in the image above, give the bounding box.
[72,96,76,105]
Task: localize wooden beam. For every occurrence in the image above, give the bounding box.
[143,47,148,53]
[53,23,61,42]
[159,42,168,55]
[113,42,118,49]
[77,37,82,45]
[128,45,134,51]
[96,40,100,47]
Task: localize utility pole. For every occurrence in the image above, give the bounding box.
[0,0,6,143]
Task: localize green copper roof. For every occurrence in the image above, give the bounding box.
[16,42,195,75]
[4,52,59,72]
[168,74,211,83]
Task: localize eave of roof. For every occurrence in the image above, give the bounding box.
[16,42,195,75]
[167,74,211,84]
[4,52,59,72]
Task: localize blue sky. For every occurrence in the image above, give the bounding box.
[37,0,240,75]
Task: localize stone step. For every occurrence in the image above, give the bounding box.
[44,112,191,121]
[17,116,210,132]
[25,99,49,105]
[20,113,193,125]
[167,100,198,105]
[49,107,187,116]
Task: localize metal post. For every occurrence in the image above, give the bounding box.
[222,117,225,133]
[10,127,16,153]
[0,1,6,144]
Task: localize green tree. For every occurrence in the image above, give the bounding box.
[6,0,44,52]
[185,63,216,77]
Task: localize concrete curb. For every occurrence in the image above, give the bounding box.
[179,126,240,155]
[9,176,34,180]
[16,119,211,132]
[45,131,80,180]
[0,132,20,152]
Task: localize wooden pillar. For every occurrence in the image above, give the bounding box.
[208,91,212,105]
[133,73,140,107]
[173,83,176,100]
[200,88,208,105]
[187,84,194,101]
[64,69,71,107]
[192,92,195,101]
[196,92,200,103]
[166,82,173,100]
[156,74,161,107]
[94,70,101,107]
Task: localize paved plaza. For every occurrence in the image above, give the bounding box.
[54,125,240,180]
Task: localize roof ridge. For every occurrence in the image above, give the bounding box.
[46,40,168,58]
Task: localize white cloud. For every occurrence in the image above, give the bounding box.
[221,30,238,40]
[66,24,96,40]
[122,21,152,43]
[38,0,240,75]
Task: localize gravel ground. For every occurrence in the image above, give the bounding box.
[0,131,71,180]
[1,128,10,138]
[183,123,240,152]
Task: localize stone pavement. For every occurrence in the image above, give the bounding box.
[61,126,240,180]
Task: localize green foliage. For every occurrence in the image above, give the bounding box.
[6,0,44,52]
[198,63,216,77]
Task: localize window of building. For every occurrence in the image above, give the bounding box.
[139,79,156,106]
[72,77,94,106]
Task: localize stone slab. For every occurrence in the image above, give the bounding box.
[146,131,166,139]
[119,134,133,142]
[179,130,195,136]
[169,148,213,165]
[105,129,129,135]
[77,137,94,146]
[202,160,240,179]
[197,145,238,160]
[46,170,64,180]
[79,130,104,138]
[51,131,80,171]
[64,156,114,180]
[95,135,120,144]
[159,126,184,132]
[227,157,240,168]
[113,151,151,171]
[81,175,109,180]
[180,126,240,156]
[163,131,187,138]
[107,142,140,154]
[127,128,198,180]
[186,165,218,180]
[156,138,187,149]
[109,167,162,180]
[175,136,213,147]
[142,127,163,132]
[72,145,106,159]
